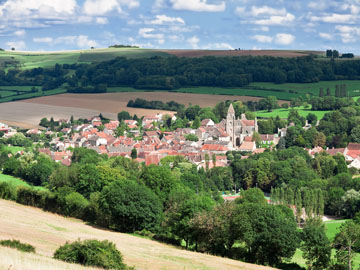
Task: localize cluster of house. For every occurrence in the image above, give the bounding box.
[3,104,360,170]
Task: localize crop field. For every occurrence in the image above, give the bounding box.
[0,92,266,128]
[0,48,171,70]
[256,106,330,119]
[249,80,360,99]
[161,49,323,58]
[0,199,276,270]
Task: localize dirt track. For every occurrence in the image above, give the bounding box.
[0,199,276,270]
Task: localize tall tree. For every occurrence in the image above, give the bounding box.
[301,218,332,270]
[333,221,360,270]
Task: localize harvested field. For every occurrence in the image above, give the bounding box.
[0,92,265,128]
[161,49,323,58]
[0,199,276,270]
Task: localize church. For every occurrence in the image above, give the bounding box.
[224,104,258,148]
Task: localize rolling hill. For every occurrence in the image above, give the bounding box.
[0,48,324,70]
[0,199,276,270]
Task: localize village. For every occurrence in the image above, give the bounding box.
[2,104,360,171]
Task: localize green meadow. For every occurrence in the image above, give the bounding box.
[255,106,331,119]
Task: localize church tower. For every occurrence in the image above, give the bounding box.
[226,103,236,147]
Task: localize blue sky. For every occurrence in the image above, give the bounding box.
[0,0,359,53]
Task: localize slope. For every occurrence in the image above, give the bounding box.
[0,199,276,270]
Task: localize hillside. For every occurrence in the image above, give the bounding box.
[0,48,324,70]
[0,199,276,270]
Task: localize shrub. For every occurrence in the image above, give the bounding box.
[0,182,17,200]
[0,239,35,253]
[53,239,126,269]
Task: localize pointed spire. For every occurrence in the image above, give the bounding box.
[228,103,235,114]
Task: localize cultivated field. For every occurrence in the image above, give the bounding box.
[0,199,276,270]
[161,49,323,58]
[0,92,266,128]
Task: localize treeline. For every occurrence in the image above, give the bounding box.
[127,98,185,111]
[4,54,360,92]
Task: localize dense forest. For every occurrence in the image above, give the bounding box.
[2,55,360,92]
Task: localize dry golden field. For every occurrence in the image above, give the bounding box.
[0,199,276,270]
[0,92,263,128]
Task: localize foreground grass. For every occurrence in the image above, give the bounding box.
[255,106,331,119]
[0,246,100,270]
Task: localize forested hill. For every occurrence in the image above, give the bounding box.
[2,55,360,93]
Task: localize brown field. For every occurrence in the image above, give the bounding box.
[161,49,323,58]
[0,92,264,128]
[0,199,276,270]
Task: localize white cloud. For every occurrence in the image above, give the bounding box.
[204,42,234,50]
[252,35,273,43]
[83,0,139,16]
[139,28,164,39]
[33,37,53,43]
[311,13,357,24]
[0,0,77,19]
[170,0,225,12]
[149,15,185,25]
[235,6,245,15]
[6,40,26,50]
[187,36,200,49]
[275,33,295,45]
[55,35,98,48]
[335,25,360,43]
[255,13,295,25]
[250,6,286,17]
[319,33,333,40]
[83,0,122,16]
[96,17,108,24]
[14,29,25,36]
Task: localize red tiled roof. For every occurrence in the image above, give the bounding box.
[201,144,229,151]
[242,120,255,126]
[348,143,360,151]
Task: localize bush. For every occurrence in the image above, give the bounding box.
[0,182,17,200]
[0,239,35,253]
[53,239,127,269]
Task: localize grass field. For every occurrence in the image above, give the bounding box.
[3,145,25,154]
[255,106,331,119]
[0,246,99,270]
[0,48,170,70]
[0,199,276,270]
[292,219,360,268]
[0,87,66,103]
[0,173,45,191]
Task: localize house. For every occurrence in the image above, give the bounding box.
[239,141,256,152]
[260,134,275,145]
[201,119,215,127]
[344,143,360,161]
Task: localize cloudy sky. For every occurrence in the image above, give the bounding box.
[0,0,359,53]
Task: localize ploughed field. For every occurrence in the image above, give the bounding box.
[0,92,264,128]
[0,199,276,270]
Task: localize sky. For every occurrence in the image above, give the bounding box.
[0,0,359,53]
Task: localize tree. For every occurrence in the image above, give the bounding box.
[326,50,333,58]
[117,111,132,121]
[239,203,300,266]
[319,88,324,97]
[306,113,318,125]
[333,221,360,270]
[185,134,199,142]
[301,218,331,270]
[131,148,137,159]
[192,116,201,129]
[98,180,163,232]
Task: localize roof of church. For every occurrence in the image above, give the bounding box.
[227,104,235,114]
